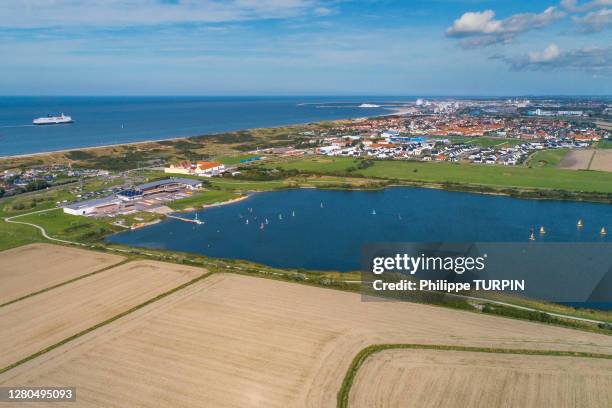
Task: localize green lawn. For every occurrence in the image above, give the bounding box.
[0,220,42,251]
[16,210,119,243]
[208,179,287,191]
[215,154,261,165]
[527,149,569,168]
[597,140,612,149]
[168,190,241,211]
[447,136,525,148]
[277,156,612,193]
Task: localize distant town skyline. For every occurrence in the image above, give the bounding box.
[1,0,611,96]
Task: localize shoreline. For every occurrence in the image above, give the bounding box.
[0,109,408,159]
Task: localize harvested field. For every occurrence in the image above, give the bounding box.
[0,260,204,370]
[0,243,125,305]
[349,349,612,408]
[590,150,612,172]
[1,273,611,407]
[558,149,594,170]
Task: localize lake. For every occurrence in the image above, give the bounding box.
[0,96,398,156]
[107,187,612,272]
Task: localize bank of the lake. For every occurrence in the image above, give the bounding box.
[108,187,612,271]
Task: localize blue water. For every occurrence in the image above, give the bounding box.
[0,96,395,156]
[107,187,612,272]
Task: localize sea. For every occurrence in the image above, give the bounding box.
[0,96,404,156]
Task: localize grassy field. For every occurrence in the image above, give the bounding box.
[167,190,241,211]
[214,154,261,165]
[0,220,42,251]
[597,140,612,149]
[527,149,569,168]
[15,209,120,242]
[276,156,612,193]
[446,136,525,148]
[2,272,610,407]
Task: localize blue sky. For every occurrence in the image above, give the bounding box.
[1,0,610,95]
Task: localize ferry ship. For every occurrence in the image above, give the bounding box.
[33,113,74,125]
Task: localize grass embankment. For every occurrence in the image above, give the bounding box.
[597,140,612,149]
[276,156,612,194]
[337,343,612,408]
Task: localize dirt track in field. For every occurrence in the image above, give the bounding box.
[0,243,125,305]
[349,349,612,408]
[0,260,204,369]
[1,273,610,407]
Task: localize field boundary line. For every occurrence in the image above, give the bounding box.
[0,258,132,309]
[337,343,612,408]
[587,149,597,170]
[0,271,214,375]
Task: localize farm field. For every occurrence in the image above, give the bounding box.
[558,149,594,170]
[590,150,612,172]
[0,243,124,305]
[277,156,612,193]
[1,273,610,407]
[0,260,204,370]
[349,349,612,408]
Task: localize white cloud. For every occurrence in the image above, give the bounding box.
[0,0,332,28]
[493,44,612,73]
[560,0,612,12]
[446,6,566,46]
[572,8,612,32]
[528,43,561,62]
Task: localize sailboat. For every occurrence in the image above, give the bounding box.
[278,214,283,220]
[371,209,376,215]
[529,232,536,241]
[265,218,269,225]
[245,219,249,225]
[601,227,607,236]
[320,202,324,208]
[577,219,584,228]
[539,226,545,234]
[292,210,295,217]
[260,222,265,230]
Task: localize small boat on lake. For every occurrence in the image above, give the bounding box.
[601,227,607,236]
[577,219,584,228]
[539,226,546,234]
